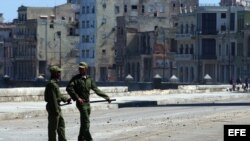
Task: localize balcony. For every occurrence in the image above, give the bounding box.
[175,33,194,40]
[201,55,217,60]
[174,54,194,61]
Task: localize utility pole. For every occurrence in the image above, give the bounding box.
[163,28,166,81]
[227,6,231,81]
[57,31,62,68]
[196,8,202,83]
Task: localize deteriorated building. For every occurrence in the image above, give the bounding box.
[115,0,198,82]
[0,22,15,77]
[9,3,79,81]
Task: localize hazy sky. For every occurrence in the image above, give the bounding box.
[0,0,220,22]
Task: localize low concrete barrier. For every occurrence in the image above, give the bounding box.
[0,86,128,102]
[0,85,232,102]
[178,85,231,92]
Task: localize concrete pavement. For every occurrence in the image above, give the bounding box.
[1,90,250,120]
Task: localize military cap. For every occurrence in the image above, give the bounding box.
[79,62,88,69]
[49,65,62,73]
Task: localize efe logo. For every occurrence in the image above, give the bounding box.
[228,129,246,136]
[224,125,250,141]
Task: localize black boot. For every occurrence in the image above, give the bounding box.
[78,136,85,141]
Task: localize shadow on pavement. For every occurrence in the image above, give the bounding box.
[117,101,250,108]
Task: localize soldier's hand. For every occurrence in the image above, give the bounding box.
[77,98,84,104]
[67,98,72,104]
[107,98,111,104]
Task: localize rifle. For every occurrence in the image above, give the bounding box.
[59,99,116,106]
[90,99,116,103]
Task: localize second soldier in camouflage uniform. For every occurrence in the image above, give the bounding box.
[44,66,71,141]
[66,62,111,141]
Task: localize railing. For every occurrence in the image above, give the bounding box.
[174,54,194,61]
[175,33,195,40]
[201,55,217,60]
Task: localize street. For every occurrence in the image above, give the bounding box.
[0,99,250,141]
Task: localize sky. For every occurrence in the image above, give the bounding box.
[0,0,220,22]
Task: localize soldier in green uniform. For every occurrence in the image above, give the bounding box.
[66,62,111,141]
[44,65,71,141]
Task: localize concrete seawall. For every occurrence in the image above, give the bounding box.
[0,86,128,102]
[0,85,233,102]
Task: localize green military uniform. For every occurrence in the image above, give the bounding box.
[44,66,68,141]
[66,73,110,141]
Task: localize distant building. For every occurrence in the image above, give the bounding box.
[175,11,196,83]
[166,4,250,84]
[220,0,250,6]
[115,0,198,82]
[78,0,117,81]
[10,3,79,81]
[0,13,3,23]
[0,22,15,77]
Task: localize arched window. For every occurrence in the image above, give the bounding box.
[181,24,184,34]
[185,44,189,54]
[190,44,194,54]
[180,44,183,54]
[185,24,189,34]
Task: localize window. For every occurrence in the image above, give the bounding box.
[180,44,183,54]
[82,50,85,58]
[202,13,217,34]
[219,44,221,56]
[86,49,89,58]
[180,24,184,34]
[86,35,89,43]
[191,24,195,33]
[92,35,95,43]
[248,36,250,57]
[102,49,106,55]
[91,21,95,28]
[221,25,226,31]
[120,28,124,35]
[82,21,85,28]
[185,24,189,34]
[86,21,89,28]
[185,44,189,54]
[190,44,194,54]
[86,6,89,14]
[124,5,127,13]
[92,50,95,58]
[231,42,235,56]
[115,6,120,14]
[202,39,216,59]
[92,6,95,13]
[142,5,145,13]
[226,44,229,56]
[237,43,243,56]
[131,5,137,10]
[230,13,235,31]
[82,35,85,43]
[82,6,85,14]
[154,12,157,17]
[221,13,226,18]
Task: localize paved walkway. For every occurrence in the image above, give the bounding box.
[0,91,250,120]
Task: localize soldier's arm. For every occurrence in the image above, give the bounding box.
[46,83,60,115]
[59,90,70,103]
[66,78,80,101]
[91,79,110,100]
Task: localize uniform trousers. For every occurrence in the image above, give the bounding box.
[47,105,67,141]
[76,103,93,141]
